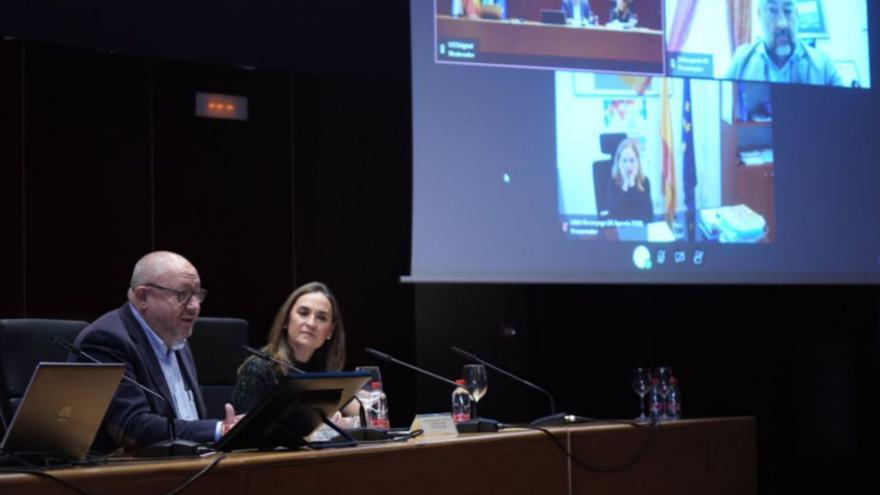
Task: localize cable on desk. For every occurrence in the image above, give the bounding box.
[356,428,424,444]
[163,452,226,495]
[506,418,661,473]
[0,449,225,495]
[0,466,95,495]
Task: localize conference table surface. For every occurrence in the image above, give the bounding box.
[0,416,756,495]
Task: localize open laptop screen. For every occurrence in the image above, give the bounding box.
[0,362,124,461]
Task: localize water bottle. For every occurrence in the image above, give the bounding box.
[367,381,390,429]
[451,379,473,423]
[666,376,681,420]
[648,377,663,420]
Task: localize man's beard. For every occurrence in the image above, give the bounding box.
[771,30,794,60]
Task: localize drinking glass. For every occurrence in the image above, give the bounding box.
[462,364,488,418]
[631,367,651,421]
[462,364,488,402]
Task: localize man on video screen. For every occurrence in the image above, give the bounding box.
[725,0,842,86]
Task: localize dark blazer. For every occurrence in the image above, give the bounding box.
[73,303,216,452]
[607,176,654,223]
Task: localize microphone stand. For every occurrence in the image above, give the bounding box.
[243,345,306,374]
[364,347,500,433]
[452,346,580,427]
[52,335,203,457]
[452,346,556,414]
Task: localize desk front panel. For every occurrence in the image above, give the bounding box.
[0,417,755,495]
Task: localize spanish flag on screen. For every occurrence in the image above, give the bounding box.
[661,78,677,225]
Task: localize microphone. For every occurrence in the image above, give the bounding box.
[243,345,306,374]
[451,346,556,414]
[364,347,500,433]
[51,335,204,457]
[452,346,582,427]
[365,347,463,389]
[242,345,367,433]
[52,335,169,405]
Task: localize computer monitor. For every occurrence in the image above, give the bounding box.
[215,371,370,452]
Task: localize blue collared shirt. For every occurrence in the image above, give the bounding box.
[130,303,200,421]
[130,304,224,441]
[725,39,843,86]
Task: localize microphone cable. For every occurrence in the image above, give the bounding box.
[163,452,226,495]
[0,451,226,495]
[0,465,93,495]
[500,417,662,473]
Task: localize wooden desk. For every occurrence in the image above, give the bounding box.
[436,15,665,74]
[0,417,756,495]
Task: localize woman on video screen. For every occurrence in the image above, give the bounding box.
[610,0,636,24]
[607,138,653,223]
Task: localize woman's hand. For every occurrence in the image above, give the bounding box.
[331,411,361,430]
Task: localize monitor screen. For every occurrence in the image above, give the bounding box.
[409,0,880,284]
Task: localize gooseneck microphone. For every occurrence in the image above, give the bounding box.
[243,345,306,374]
[364,347,501,433]
[52,335,169,405]
[364,348,463,389]
[451,346,556,415]
[51,335,203,457]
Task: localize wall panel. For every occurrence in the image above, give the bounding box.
[153,61,294,337]
[0,41,23,316]
[24,44,152,319]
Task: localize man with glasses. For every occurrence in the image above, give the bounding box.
[74,251,240,452]
[724,0,842,86]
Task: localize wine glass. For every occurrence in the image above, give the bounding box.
[631,367,651,421]
[462,364,488,418]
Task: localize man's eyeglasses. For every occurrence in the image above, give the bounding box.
[143,283,208,304]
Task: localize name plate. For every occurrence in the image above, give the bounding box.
[409,413,458,439]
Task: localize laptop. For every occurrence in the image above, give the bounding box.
[216,371,370,452]
[0,362,125,461]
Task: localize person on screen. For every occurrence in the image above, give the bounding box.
[609,0,636,24]
[463,0,481,17]
[562,0,594,23]
[231,282,358,424]
[607,138,653,223]
[724,0,842,86]
[73,251,242,452]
